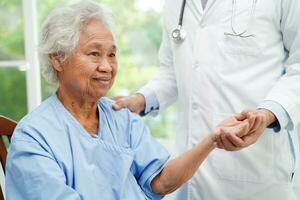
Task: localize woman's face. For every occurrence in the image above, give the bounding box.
[57,18,117,99]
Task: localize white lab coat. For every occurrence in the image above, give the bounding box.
[140,0,300,199]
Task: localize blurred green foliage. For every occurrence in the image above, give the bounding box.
[0,0,176,139]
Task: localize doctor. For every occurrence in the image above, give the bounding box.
[113,0,300,199]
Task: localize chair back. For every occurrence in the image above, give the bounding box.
[0,115,17,200]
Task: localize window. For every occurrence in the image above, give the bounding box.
[0,0,27,120]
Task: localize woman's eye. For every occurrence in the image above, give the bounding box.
[90,52,100,56]
[109,53,116,58]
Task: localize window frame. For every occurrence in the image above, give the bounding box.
[0,0,41,112]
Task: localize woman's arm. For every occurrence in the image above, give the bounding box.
[151,136,214,195]
[151,118,250,195]
[6,137,83,200]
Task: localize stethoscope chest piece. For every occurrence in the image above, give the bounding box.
[172,26,186,43]
[172,0,187,43]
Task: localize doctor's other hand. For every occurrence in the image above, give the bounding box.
[112,93,145,114]
[213,109,276,151]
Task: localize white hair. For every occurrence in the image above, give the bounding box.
[39,0,114,84]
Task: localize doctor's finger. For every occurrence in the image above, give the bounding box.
[221,131,239,151]
[235,108,255,121]
[112,98,129,110]
[112,97,141,113]
[242,132,259,147]
[235,112,248,121]
[233,121,250,137]
[235,109,253,120]
[213,129,225,149]
[247,113,256,131]
[226,133,246,149]
[251,114,264,132]
[241,109,255,116]
[111,95,126,101]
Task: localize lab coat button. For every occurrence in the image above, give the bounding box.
[192,63,200,69]
[192,103,200,110]
[200,24,206,28]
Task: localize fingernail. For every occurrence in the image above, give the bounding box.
[112,104,119,109]
[213,142,218,148]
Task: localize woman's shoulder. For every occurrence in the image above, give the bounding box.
[99,97,129,117]
[99,97,142,123]
[13,95,64,141]
[99,97,146,146]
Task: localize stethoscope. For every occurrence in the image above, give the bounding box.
[224,0,258,38]
[171,0,258,43]
[171,0,187,43]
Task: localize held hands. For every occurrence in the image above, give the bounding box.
[212,109,276,151]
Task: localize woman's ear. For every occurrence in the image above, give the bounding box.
[49,53,63,72]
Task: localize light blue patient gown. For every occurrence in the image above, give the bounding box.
[6,95,170,200]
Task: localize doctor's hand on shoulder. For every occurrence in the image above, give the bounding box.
[112,94,145,114]
[212,109,276,151]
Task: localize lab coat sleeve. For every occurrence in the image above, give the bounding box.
[258,101,292,132]
[6,132,82,200]
[263,0,300,131]
[138,9,178,115]
[137,88,160,116]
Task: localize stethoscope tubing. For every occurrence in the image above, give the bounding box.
[178,0,186,26]
[172,0,258,42]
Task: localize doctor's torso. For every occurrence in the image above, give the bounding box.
[161,0,300,199]
[164,0,285,148]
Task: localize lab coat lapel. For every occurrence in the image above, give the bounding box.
[204,0,218,11]
[187,0,202,23]
[190,0,203,13]
[187,0,218,23]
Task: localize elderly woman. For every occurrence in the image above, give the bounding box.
[6,1,251,199]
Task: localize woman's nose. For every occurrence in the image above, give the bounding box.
[98,59,112,72]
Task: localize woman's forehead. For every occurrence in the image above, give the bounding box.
[85,42,117,51]
[81,18,112,37]
[78,19,115,48]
